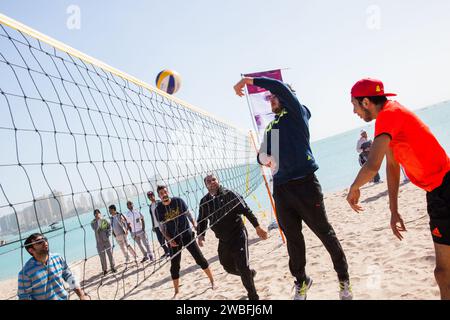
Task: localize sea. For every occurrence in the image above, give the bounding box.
[0,101,449,281]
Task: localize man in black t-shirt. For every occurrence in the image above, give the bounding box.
[156,185,215,299]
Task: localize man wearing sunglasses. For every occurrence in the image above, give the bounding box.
[18,233,87,300]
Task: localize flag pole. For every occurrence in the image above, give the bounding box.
[249,131,285,244]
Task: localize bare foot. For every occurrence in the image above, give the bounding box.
[172,292,179,300]
[211,282,217,290]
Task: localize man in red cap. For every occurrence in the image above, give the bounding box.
[346,78,450,299]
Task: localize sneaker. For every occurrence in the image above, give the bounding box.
[339,280,353,300]
[141,256,149,263]
[293,276,313,300]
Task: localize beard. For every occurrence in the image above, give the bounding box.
[272,107,282,114]
[35,247,49,256]
[271,103,282,114]
[362,108,374,122]
[208,185,219,195]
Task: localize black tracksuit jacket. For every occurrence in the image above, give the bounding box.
[197,187,259,242]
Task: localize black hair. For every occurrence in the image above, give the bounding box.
[93,208,100,216]
[24,233,44,254]
[203,172,217,184]
[355,96,388,106]
[109,204,116,211]
[156,185,167,193]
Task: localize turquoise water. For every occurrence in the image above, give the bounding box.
[0,163,263,281]
[0,101,449,281]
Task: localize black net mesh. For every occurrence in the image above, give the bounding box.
[0,21,263,300]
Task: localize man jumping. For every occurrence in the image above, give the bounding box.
[234,76,352,300]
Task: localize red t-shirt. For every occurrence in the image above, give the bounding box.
[375,101,450,192]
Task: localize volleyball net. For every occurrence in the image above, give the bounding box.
[0,14,266,300]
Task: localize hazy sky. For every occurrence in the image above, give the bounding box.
[1,0,450,142]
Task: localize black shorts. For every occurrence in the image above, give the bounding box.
[426,171,450,245]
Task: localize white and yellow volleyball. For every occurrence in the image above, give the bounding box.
[155,69,181,95]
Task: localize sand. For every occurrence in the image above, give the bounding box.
[0,180,440,300]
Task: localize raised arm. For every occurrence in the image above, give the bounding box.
[234,77,304,117]
[233,77,254,97]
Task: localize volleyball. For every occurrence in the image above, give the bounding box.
[155,69,181,94]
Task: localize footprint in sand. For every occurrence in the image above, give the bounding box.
[260,263,278,270]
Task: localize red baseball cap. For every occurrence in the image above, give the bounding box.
[351,78,396,97]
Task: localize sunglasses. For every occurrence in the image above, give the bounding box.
[26,237,48,247]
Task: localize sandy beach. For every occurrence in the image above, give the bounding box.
[0,180,440,300]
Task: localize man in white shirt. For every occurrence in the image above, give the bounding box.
[125,201,154,263]
[356,130,382,183]
[147,191,170,257]
[356,130,369,154]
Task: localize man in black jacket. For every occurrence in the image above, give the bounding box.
[234,76,352,300]
[197,173,268,300]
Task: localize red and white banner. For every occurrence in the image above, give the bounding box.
[244,69,283,143]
